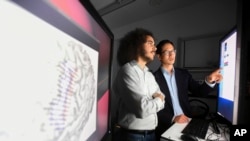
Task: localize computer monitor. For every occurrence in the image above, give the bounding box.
[217,27,238,125]
[217,0,250,126]
[0,0,113,141]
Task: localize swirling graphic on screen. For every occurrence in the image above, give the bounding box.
[42,41,96,141]
[0,1,98,141]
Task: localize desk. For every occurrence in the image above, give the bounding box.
[161,121,230,141]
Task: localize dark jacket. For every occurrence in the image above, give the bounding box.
[153,67,216,139]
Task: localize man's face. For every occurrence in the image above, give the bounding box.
[158,43,176,66]
[138,35,157,62]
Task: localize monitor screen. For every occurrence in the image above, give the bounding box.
[217,27,238,124]
[0,0,113,141]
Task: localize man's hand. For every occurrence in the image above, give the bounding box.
[206,68,223,84]
[152,92,165,102]
[173,114,190,123]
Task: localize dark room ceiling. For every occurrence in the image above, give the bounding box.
[89,0,205,30]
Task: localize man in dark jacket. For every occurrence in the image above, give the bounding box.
[153,39,223,141]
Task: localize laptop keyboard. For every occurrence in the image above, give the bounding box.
[181,118,210,139]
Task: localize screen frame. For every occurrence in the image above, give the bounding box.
[79,1,114,140]
[79,1,114,139]
[77,1,114,140]
[217,26,238,125]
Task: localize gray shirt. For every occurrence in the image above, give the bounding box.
[113,60,164,130]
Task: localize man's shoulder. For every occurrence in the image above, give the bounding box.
[174,67,189,73]
[122,61,136,69]
[118,61,137,74]
[153,67,162,75]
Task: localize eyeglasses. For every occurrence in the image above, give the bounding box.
[162,50,176,56]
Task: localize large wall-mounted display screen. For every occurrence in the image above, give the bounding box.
[0,0,113,141]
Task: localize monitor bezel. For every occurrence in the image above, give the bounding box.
[216,26,238,125]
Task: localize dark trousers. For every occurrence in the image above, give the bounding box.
[113,128,156,141]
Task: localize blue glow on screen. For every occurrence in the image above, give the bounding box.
[217,97,233,122]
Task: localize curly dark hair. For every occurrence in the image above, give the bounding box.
[117,28,154,66]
